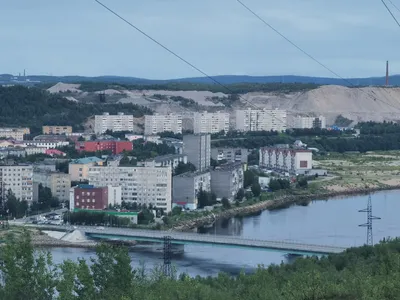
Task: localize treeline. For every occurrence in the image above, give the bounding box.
[3,232,400,299]
[358,121,400,135]
[0,86,151,134]
[79,82,319,94]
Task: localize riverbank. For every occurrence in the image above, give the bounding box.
[171,185,400,231]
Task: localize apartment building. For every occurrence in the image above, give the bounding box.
[69,157,104,181]
[88,162,172,212]
[42,126,73,135]
[94,113,134,134]
[25,146,47,156]
[235,108,287,132]
[172,170,211,210]
[211,147,249,163]
[0,165,33,203]
[33,170,71,201]
[259,147,313,174]
[210,162,244,201]
[183,134,211,172]
[75,140,133,155]
[23,140,69,149]
[0,127,30,141]
[193,111,230,134]
[144,113,182,135]
[292,116,326,129]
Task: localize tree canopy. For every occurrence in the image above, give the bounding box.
[2,232,400,299]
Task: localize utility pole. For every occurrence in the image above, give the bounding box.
[359,194,380,246]
[162,236,172,277]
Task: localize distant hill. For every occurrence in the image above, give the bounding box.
[1,73,400,86]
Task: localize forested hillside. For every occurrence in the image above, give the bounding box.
[1,232,400,299]
[0,86,151,134]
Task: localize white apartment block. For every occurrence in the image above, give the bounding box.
[144,113,182,135]
[88,163,172,212]
[259,147,312,174]
[235,108,287,132]
[94,113,134,134]
[23,141,69,150]
[193,111,230,134]
[0,165,33,203]
[183,134,211,172]
[292,116,326,129]
[33,170,71,201]
[0,127,30,141]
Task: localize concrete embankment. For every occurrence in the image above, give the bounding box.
[172,185,400,231]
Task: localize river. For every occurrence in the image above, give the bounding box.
[50,190,400,277]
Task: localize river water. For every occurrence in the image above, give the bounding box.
[50,190,400,277]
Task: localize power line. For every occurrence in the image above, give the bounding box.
[388,0,400,13]
[235,0,400,111]
[94,0,287,126]
[383,0,400,26]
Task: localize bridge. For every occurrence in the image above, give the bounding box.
[15,224,347,255]
[83,226,345,256]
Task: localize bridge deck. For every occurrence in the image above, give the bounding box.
[83,227,346,255]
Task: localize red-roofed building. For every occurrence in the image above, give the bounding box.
[46,149,66,157]
[75,140,132,155]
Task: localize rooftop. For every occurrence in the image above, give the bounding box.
[152,154,186,163]
[212,162,243,172]
[71,157,103,164]
[174,169,210,178]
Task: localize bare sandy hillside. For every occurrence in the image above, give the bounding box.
[47,83,82,93]
[243,85,400,124]
[47,83,400,124]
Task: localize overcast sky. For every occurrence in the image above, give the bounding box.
[1,0,399,79]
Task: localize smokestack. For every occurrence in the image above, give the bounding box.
[386,61,389,86]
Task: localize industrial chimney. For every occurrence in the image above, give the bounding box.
[386,61,389,86]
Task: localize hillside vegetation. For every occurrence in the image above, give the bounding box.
[78,82,319,93]
[0,86,151,134]
[2,231,400,299]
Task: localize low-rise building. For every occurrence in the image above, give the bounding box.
[33,170,71,201]
[172,170,211,210]
[0,127,30,141]
[69,185,108,210]
[0,147,26,158]
[0,165,33,203]
[210,162,244,201]
[45,149,66,157]
[23,140,69,149]
[259,147,313,174]
[69,157,104,182]
[70,208,138,224]
[75,140,133,155]
[25,146,47,156]
[211,147,249,163]
[42,126,73,135]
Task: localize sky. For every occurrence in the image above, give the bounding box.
[1,0,400,79]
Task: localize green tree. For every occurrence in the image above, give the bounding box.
[236,188,245,200]
[244,170,256,188]
[221,197,231,209]
[174,162,196,175]
[251,182,262,197]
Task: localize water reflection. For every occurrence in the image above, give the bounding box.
[49,190,400,277]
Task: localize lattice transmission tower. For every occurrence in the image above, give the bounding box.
[359,194,380,246]
[162,236,172,277]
